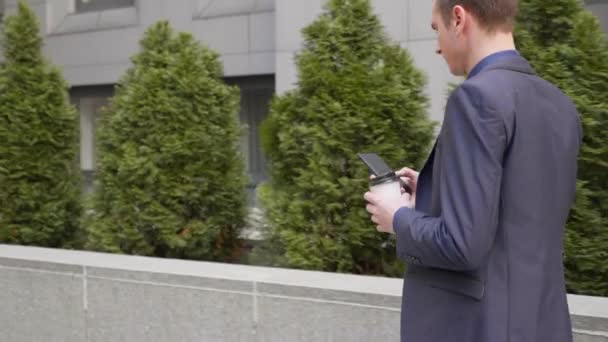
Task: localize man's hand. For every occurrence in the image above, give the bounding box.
[364,191,414,234]
[396,167,419,205]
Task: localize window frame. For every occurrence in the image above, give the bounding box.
[73,0,136,14]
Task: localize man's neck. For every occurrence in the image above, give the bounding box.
[465,31,516,75]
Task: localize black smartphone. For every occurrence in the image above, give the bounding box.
[357,153,394,177]
[357,153,411,193]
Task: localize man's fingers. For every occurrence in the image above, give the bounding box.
[366,204,376,215]
[364,191,376,204]
[400,176,416,193]
[371,215,379,224]
[396,167,418,177]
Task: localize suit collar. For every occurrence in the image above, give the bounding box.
[479,55,536,76]
[467,50,520,79]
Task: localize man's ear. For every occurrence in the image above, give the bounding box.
[452,5,467,34]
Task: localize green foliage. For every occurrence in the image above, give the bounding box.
[0,2,81,248]
[86,21,248,261]
[254,0,435,276]
[563,181,608,296]
[516,0,608,295]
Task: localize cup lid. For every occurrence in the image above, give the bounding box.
[370,171,398,186]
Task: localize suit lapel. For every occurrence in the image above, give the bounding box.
[415,138,438,212]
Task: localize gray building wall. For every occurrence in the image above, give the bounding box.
[0,0,606,108]
[275,0,460,123]
[587,0,608,34]
[1,0,276,84]
[3,0,458,122]
[0,0,606,191]
[2,0,278,197]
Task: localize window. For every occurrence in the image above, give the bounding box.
[226,76,274,207]
[70,78,275,203]
[195,0,275,19]
[74,0,135,13]
[71,86,114,194]
[78,97,108,194]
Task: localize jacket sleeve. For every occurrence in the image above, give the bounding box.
[393,83,508,271]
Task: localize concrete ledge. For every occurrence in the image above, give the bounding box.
[0,244,402,296]
[570,294,608,341]
[0,244,606,342]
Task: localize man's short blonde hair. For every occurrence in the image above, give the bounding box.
[436,0,519,33]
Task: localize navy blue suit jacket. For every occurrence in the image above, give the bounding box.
[393,54,581,342]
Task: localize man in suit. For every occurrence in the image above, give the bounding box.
[364,0,582,341]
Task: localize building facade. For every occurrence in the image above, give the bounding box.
[0,0,607,201]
